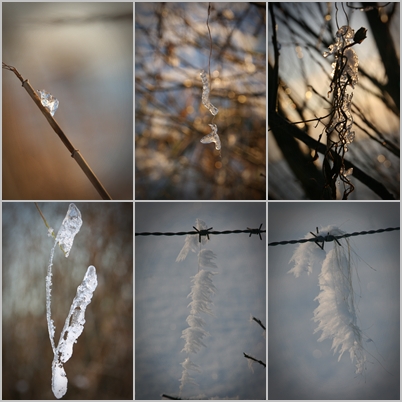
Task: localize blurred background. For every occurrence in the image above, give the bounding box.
[2,202,133,399]
[2,3,133,200]
[268,2,400,199]
[135,2,266,200]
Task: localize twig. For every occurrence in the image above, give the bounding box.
[252,316,266,331]
[243,352,266,368]
[162,394,182,400]
[3,62,112,200]
[269,3,279,111]
[34,202,67,256]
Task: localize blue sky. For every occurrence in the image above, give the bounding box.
[135,202,266,400]
[268,202,400,399]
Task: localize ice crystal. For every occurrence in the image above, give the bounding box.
[37,89,59,116]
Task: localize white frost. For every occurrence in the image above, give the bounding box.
[289,225,366,374]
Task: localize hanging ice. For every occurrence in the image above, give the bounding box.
[200,70,218,115]
[45,203,97,399]
[56,265,98,364]
[37,89,59,116]
[200,124,221,151]
[55,203,82,257]
[51,265,98,399]
[289,225,367,375]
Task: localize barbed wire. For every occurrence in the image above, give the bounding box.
[268,227,400,247]
[136,224,265,241]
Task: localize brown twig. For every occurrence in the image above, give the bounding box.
[3,62,112,200]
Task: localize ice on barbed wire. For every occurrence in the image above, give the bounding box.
[198,249,218,269]
[289,225,367,375]
[176,219,209,262]
[56,203,82,257]
[188,269,217,316]
[179,358,201,395]
[37,89,59,116]
[313,240,366,374]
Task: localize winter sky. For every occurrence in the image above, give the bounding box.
[135,202,266,400]
[268,202,400,399]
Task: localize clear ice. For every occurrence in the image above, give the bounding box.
[200,70,219,116]
[45,203,97,399]
[56,203,82,257]
[37,89,59,116]
[200,124,221,150]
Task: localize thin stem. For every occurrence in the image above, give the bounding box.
[3,62,112,200]
[269,3,279,112]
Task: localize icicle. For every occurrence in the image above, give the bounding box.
[46,204,97,399]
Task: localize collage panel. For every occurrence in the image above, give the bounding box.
[2,202,133,399]
[3,3,133,200]
[268,202,400,399]
[135,202,266,399]
[268,2,399,200]
[135,2,266,200]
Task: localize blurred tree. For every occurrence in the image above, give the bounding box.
[2,203,133,399]
[135,2,266,200]
[268,2,399,200]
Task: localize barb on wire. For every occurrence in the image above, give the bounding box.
[136,224,266,241]
[268,227,400,247]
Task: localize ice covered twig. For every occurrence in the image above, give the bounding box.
[52,265,98,399]
[45,203,97,399]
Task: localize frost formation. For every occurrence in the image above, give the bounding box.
[289,225,367,375]
[177,219,218,396]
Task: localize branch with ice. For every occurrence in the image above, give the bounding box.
[289,225,366,375]
[46,203,97,399]
[322,26,367,199]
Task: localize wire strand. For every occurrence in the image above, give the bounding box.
[268,227,399,246]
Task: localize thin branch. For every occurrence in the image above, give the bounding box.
[269,3,279,111]
[243,352,266,368]
[252,316,266,331]
[3,62,112,200]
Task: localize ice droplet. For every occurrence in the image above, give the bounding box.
[55,203,82,257]
[37,89,59,116]
[52,360,68,399]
